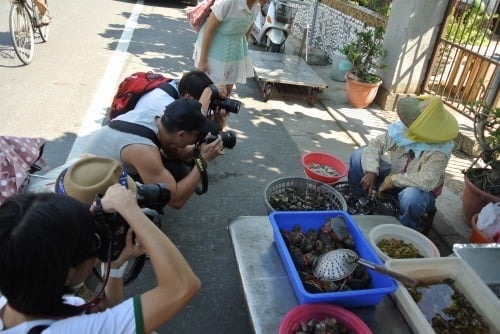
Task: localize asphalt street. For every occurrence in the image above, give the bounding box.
[1,0,355,333]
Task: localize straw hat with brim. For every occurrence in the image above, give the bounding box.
[55,156,136,204]
[397,96,459,143]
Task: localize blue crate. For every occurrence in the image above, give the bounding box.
[269,210,397,307]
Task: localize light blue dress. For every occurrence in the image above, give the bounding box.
[193,0,260,84]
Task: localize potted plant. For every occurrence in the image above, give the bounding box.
[462,95,500,225]
[341,25,387,108]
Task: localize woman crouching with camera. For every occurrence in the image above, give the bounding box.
[0,184,201,333]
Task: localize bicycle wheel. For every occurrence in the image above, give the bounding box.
[32,0,49,42]
[9,2,34,65]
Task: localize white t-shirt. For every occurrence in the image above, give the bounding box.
[132,85,176,115]
[0,296,139,333]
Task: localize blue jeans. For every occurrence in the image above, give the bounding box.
[347,148,436,230]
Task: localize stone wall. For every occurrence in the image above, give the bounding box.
[289,0,387,62]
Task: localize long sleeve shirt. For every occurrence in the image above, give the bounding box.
[361,132,450,193]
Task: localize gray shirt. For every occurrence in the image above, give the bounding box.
[83,88,176,175]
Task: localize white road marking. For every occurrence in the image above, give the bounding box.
[66,0,143,162]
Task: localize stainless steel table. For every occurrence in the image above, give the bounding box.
[453,243,500,298]
[229,215,412,333]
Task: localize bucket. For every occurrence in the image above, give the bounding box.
[330,52,352,82]
[470,213,494,243]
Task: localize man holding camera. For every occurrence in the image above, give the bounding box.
[152,70,239,167]
[83,97,224,209]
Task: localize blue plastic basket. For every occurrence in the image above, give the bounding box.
[269,210,397,308]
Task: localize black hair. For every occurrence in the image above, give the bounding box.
[178,70,213,100]
[0,193,96,317]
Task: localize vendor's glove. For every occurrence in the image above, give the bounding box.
[377,175,394,199]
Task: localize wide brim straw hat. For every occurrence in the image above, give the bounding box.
[55,156,136,204]
[397,96,459,143]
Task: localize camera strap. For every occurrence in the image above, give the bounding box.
[193,146,208,194]
[109,120,161,149]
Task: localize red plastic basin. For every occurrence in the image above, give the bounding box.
[279,303,372,334]
[301,152,348,184]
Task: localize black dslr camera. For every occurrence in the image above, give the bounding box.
[200,130,237,149]
[208,97,241,114]
[207,84,241,115]
[94,183,170,262]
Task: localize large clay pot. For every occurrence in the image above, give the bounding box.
[345,73,382,108]
[463,172,500,226]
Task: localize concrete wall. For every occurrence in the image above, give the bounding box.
[377,0,449,110]
[290,0,386,61]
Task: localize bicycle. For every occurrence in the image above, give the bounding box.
[9,0,49,65]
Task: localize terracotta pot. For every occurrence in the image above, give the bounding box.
[344,73,382,108]
[462,172,500,226]
[470,213,494,243]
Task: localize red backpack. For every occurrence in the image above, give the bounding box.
[108,71,179,120]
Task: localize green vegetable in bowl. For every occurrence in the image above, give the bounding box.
[377,238,423,259]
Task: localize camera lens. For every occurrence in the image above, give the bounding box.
[136,183,170,209]
[199,131,236,148]
[221,131,236,149]
[209,97,241,114]
[219,98,241,114]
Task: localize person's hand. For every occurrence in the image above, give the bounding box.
[197,58,210,74]
[209,107,228,130]
[109,228,145,270]
[360,172,377,197]
[92,183,137,214]
[213,84,228,97]
[377,175,394,199]
[199,133,223,162]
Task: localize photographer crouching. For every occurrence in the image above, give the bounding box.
[0,157,200,333]
[84,98,229,209]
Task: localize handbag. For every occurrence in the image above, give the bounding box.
[187,0,215,32]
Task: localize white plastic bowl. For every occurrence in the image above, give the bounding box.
[368,224,440,262]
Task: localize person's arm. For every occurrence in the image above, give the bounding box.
[198,84,228,115]
[121,142,222,209]
[198,13,221,74]
[361,132,395,174]
[102,228,144,308]
[359,132,395,196]
[97,185,201,334]
[246,24,253,39]
[162,144,196,163]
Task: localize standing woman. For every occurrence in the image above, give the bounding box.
[193,0,267,95]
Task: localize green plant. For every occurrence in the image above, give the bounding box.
[347,0,392,17]
[463,90,500,197]
[341,26,387,83]
[445,1,498,46]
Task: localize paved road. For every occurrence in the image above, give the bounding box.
[0,1,356,333]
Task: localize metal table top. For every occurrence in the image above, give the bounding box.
[250,50,328,88]
[229,215,411,333]
[453,243,500,298]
